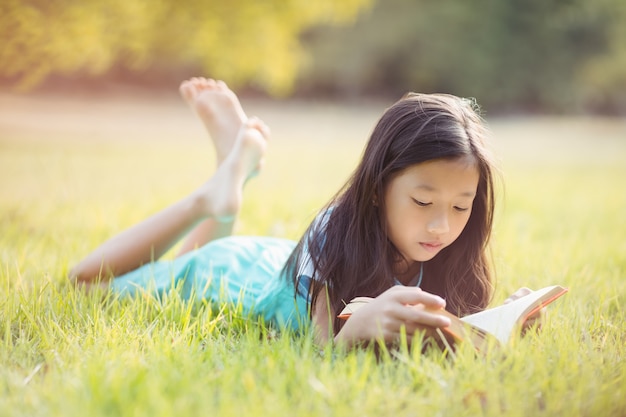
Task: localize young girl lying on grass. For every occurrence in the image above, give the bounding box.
[70,78,535,348]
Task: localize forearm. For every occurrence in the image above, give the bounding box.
[311,294,375,349]
[70,193,206,283]
[332,321,373,350]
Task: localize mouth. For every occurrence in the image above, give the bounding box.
[419,242,444,252]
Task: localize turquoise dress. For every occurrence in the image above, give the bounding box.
[111,236,310,331]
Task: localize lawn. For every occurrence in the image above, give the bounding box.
[1,91,625,416]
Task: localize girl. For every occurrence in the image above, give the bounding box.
[70,78,530,348]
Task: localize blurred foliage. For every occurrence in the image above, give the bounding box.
[301,0,626,114]
[0,0,371,95]
[1,0,625,113]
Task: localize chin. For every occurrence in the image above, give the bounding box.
[417,247,447,262]
[414,253,438,262]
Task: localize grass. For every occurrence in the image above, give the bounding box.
[1,92,625,416]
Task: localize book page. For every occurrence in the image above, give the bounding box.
[460,285,567,344]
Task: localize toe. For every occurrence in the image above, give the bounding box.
[179,81,196,101]
[216,80,229,91]
[197,78,217,91]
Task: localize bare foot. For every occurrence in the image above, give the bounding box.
[195,117,269,222]
[179,77,247,163]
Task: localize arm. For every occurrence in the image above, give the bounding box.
[312,286,451,349]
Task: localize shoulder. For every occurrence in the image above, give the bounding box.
[309,206,335,241]
[311,207,334,233]
[297,207,334,279]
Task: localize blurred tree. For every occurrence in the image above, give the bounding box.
[576,0,626,113]
[300,0,626,113]
[2,0,625,113]
[0,0,372,94]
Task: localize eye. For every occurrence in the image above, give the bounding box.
[453,206,470,212]
[412,198,431,207]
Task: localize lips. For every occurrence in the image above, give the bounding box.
[420,242,443,252]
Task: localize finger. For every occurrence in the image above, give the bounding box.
[377,318,425,342]
[504,287,533,304]
[398,322,444,342]
[388,287,446,309]
[391,303,451,328]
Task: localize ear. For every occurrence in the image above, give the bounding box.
[372,194,379,207]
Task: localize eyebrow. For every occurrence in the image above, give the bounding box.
[414,184,476,198]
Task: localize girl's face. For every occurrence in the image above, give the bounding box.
[383,157,479,272]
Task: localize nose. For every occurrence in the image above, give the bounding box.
[426,210,450,235]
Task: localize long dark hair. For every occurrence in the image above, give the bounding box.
[285,93,496,334]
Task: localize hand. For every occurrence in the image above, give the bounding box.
[503,286,533,304]
[504,287,544,333]
[336,286,450,346]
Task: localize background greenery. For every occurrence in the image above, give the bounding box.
[0,0,371,95]
[301,0,626,114]
[2,0,626,113]
[0,91,625,416]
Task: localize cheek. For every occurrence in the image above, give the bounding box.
[388,208,417,238]
[445,209,470,238]
[453,212,473,236]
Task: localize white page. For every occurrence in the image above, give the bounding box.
[460,286,562,344]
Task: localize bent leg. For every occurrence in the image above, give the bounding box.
[70,118,269,283]
[177,78,263,255]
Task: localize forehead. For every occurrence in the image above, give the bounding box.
[387,157,480,195]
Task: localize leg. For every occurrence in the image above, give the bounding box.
[69,117,269,283]
[176,78,259,255]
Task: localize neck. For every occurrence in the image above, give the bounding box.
[395,261,423,286]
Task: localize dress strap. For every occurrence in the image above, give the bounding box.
[415,262,423,288]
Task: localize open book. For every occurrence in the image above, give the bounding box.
[338,285,568,352]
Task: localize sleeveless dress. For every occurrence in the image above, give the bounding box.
[111,236,311,331]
